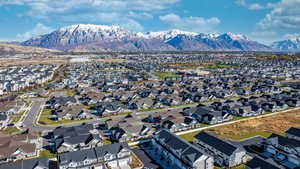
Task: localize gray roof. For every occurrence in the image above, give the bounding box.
[286,127,300,137]
[58,142,129,166]
[194,132,239,156]
[52,123,93,138]
[59,148,97,165]
[0,157,49,169]
[155,130,209,166]
[246,157,281,169]
[94,142,128,157]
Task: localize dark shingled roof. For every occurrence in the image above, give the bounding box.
[52,123,93,138]
[155,130,209,166]
[94,142,128,157]
[245,157,281,169]
[194,132,238,156]
[268,133,300,148]
[59,148,97,165]
[0,157,49,169]
[58,142,129,166]
[286,127,300,137]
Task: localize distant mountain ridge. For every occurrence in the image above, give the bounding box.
[271,37,300,51]
[0,43,59,55]
[21,24,272,52]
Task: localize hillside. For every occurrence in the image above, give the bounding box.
[0,43,60,55]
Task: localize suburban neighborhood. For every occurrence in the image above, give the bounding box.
[0,53,300,169]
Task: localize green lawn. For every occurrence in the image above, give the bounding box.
[103,139,112,145]
[153,72,181,79]
[178,124,209,142]
[137,108,164,113]
[204,64,237,69]
[169,103,196,109]
[215,165,245,169]
[38,116,89,126]
[0,126,20,135]
[37,108,90,126]
[41,108,53,116]
[179,130,272,143]
[10,110,26,123]
[66,89,75,97]
[223,131,273,141]
[39,150,57,158]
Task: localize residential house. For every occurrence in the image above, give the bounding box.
[265,134,300,167]
[58,143,132,169]
[0,157,49,169]
[245,157,282,169]
[194,132,247,167]
[0,134,38,164]
[286,127,300,141]
[152,130,214,169]
[49,124,102,153]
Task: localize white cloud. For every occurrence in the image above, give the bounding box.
[235,0,265,10]
[284,33,300,39]
[127,11,153,19]
[0,0,180,17]
[258,0,300,30]
[249,3,264,10]
[0,0,180,33]
[120,20,144,31]
[59,12,145,31]
[159,13,220,33]
[251,31,277,37]
[17,23,53,40]
[250,31,278,44]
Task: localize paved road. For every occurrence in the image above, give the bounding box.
[22,99,53,131]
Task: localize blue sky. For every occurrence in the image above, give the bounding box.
[0,0,299,44]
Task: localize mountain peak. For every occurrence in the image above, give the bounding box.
[290,37,300,43]
[271,37,300,51]
[222,32,249,41]
[145,29,197,40]
[21,23,269,52]
[59,24,123,33]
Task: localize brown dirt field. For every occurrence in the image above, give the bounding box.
[0,57,127,67]
[206,109,300,140]
[0,58,67,66]
[91,58,127,63]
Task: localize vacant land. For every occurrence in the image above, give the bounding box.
[206,110,300,141]
[179,109,300,142]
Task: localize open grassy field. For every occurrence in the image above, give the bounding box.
[180,109,300,142]
[206,109,300,141]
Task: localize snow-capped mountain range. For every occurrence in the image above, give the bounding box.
[271,38,300,51]
[20,24,296,52]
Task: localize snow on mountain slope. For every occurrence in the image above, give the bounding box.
[21,24,271,52]
[271,38,300,51]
